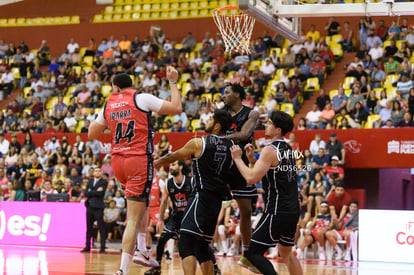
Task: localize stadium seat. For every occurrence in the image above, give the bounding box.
[200,93,212,103]
[180,73,191,83]
[382,40,391,49]
[331,34,343,45]
[93,14,103,22]
[365,114,380,128]
[386,87,397,99]
[280,103,295,117]
[248,60,261,71]
[331,44,343,58]
[342,76,355,90]
[23,87,32,97]
[11,67,20,79]
[396,40,405,50]
[329,89,338,99]
[190,119,201,131]
[75,120,85,133]
[383,74,399,89]
[304,77,320,93]
[101,85,112,98]
[72,66,81,76]
[46,96,58,111]
[373,88,383,99]
[16,17,26,26]
[181,82,191,96]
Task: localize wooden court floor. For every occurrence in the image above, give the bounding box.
[1,245,414,275]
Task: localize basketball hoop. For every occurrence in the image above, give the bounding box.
[213,6,256,55]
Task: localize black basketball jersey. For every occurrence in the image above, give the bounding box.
[225,105,254,148]
[166,175,193,214]
[262,139,300,215]
[192,135,233,199]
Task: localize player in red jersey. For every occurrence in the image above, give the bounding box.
[146,175,162,250]
[88,66,182,275]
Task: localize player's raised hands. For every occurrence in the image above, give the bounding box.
[230,145,242,159]
[166,66,178,82]
[244,143,256,164]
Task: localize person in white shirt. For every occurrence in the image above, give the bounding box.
[264,93,277,114]
[45,136,60,154]
[260,58,276,81]
[306,104,322,129]
[396,75,413,100]
[199,106,212,126]
[106,35,119,49]
[86,139,102,159]
[163,39,173,53]
[30,77,44,91]
[0,133,10,156]
[303,37,316,55]
[291,41,304,55]
[66,38,79,54]
[86,108,98,124]
[1,68,14,95]
[309,133,326,156]
[368,42,384,61]
[63,111,77,131]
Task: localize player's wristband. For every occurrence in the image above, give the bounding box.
[169,80,177,84]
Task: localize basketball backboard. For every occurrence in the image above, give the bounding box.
[238,0,301,41]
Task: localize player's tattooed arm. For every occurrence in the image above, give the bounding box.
[225,110,259,142]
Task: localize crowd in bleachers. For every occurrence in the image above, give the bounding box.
[3,16,408,261]
[299,16,414,129]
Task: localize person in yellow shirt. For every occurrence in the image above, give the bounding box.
[119,35,131,52]
[306,24,321,43]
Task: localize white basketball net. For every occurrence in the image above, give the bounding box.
[213,8,256,55]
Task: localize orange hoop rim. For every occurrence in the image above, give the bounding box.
[213,5,241,13]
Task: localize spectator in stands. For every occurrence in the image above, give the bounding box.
[370,65,386,88]
[311,55,326,85]
[0,168,9,200]
[4,109,18,131]
[367,42,384,62]
[316,89,330,111]
[391,100,406,126]
[307,170,327,212]
[319,102,335,129]
[7,157,26,182]
[37,40,50,66]
[339,21,354,53]
[325,200,359,261]
[184,92,199,119]
[306,103,321,129]
[107,35,119,49]
[66,38,79,55]
[0,39,9,59]
[325,17,341,37]
[378,100,392,127]
[398,112,414,127]
[327,182,351,223]
[376,19,387,41]
[332,87,348,113]
[26,154,43,185]
[396,75,413,100]
[310,133,326,156]
[323,155,345,189]
[217,199,241,257]
[346,85,365,113]
[181,32,196,53]
[282,46,295,68]
[260,58,275,83]
[387,20,400,40]
[5,145,18,167]
[287,78,302,113]
[296,201,332,260]
[306,24,320,43]
[349,101,368,128]
[384,56,400,75]
[85,140,101,160]
[312,148,330,174]
[63,112,77,132]
[325,132,345,164]
[104,199,120,241]
[0,67,14,96]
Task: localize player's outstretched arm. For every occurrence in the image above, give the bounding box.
[154,138,202,167]
[88,120,106,140]
[157,66,183,115]
[225,110,259,142]
[230,145,277,185]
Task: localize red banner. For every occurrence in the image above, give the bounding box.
[6,128,414,168]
